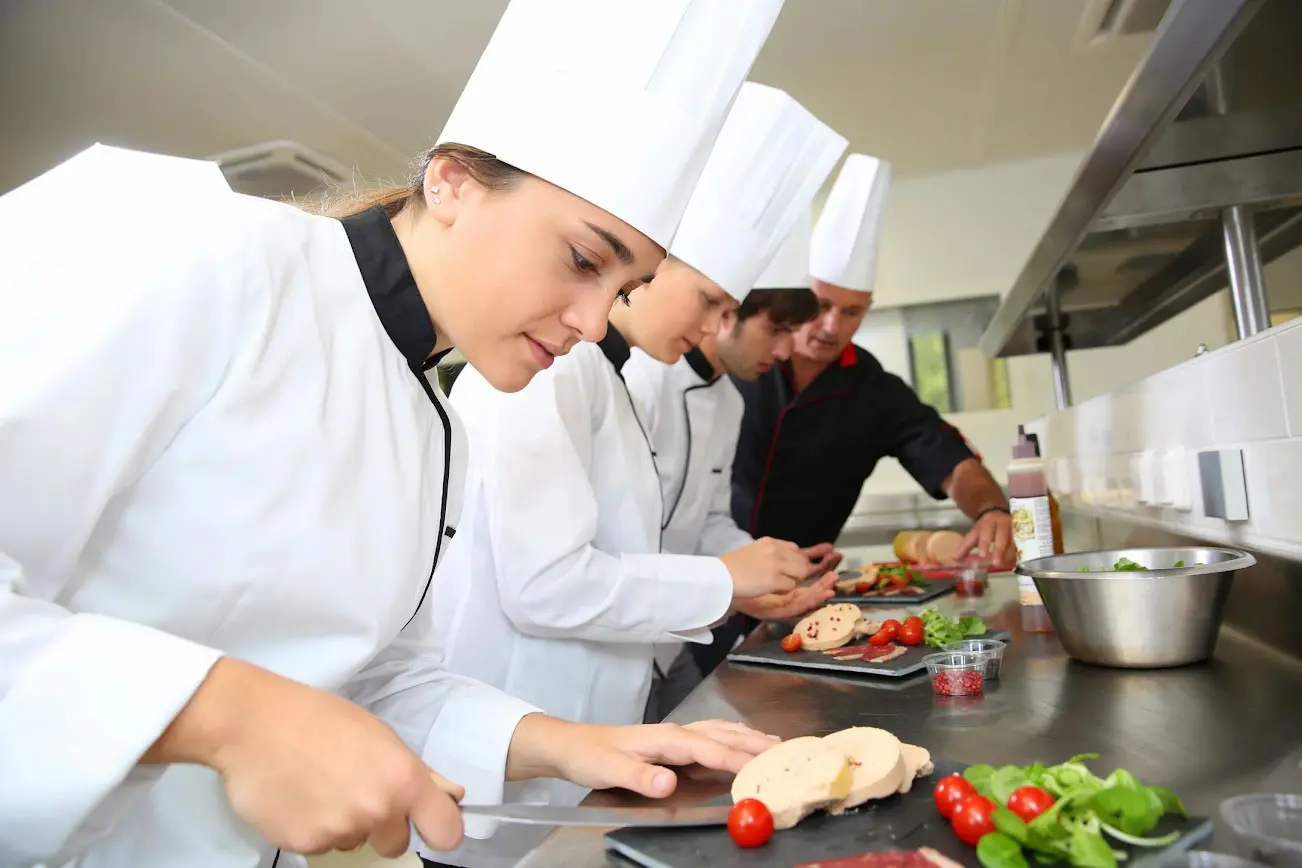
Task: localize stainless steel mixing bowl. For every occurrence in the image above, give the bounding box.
[1016,547,1256,668]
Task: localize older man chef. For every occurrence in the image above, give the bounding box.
[427,83,844,868]
[696,155,1014,677]
[0,1,791,866]
[624,216,841,723]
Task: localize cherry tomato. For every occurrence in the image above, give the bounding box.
[903,615,924,631]
[879,619,901,640]
[855,581,873,594]
[1007,785,1055,822]
[728,798,774,848]
[933,774,975,819]
[868,628,894,646]
[779,633,803,653]
[951,794,997,846]
[898,621,925,646]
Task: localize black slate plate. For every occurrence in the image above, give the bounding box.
[605,759,1212,868]
[727,630,1011,679]
[829,577,958,606]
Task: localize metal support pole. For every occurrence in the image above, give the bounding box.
[1203,59,1271,339]
[1047,278,1072,410]
[1222,204,1271,338]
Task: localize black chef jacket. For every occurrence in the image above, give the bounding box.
[688,344,978,679]
[730,343,976,547]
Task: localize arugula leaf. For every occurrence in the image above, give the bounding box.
[994,808,1030,844]
[960,615,988,636]
[1068,826,1119,868]
[1089,786,1159,836]
[965,763,997,795]
[978,833,1031,868]
[990,766,1032,804]
[1146,786,1187,818]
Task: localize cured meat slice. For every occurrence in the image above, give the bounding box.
[796,848,964,868]
[821,727,906,813]
[824,643,874,658]
[860,644,906,663]
[792,603,861,651]
[730,736,853,830]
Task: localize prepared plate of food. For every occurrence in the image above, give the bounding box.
[831,564,958,605]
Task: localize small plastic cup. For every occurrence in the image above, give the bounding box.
[954,566,988,596]
[1220,794,1302,867]
[941,638,1006,680]
[923,651,986,697]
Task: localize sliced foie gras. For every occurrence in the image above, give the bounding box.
[925,530,964,566]
[793,603,861,651]
[821,727,906,813]
[731,736,853,830]
[897,743,934,793]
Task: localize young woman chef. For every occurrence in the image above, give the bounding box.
[426,82,845,868]
[0,1,791,866]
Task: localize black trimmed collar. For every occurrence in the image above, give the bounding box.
[340,206,449,370]
[684,347,717,383]
[598,322,633,375]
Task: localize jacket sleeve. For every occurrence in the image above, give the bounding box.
[695,434,755,557]
[0,192,246,860]
[454,354,734,645]
[879,373,975,499]
[340,588,540,843]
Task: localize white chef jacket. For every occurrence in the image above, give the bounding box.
[622,348,754,673]
[0,146,538,868]
[428,327,734,867]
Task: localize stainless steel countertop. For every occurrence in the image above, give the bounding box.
[520,576,1302,867]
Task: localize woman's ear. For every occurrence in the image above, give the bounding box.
[718,308,739,336]
[422,157,474,226]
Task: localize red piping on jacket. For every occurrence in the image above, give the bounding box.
[749,390,851,535]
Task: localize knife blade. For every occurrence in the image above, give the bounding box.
[458,802,732,828]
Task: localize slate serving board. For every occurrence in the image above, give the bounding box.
[605,759,1212,868]
[727,629,1011,679]
[828,578,958,607]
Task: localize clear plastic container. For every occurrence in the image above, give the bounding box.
[923,651,986,697]
[954,566,988,597]
[941,638,1006,679]
[1159,853,1270,868]
[1221,793,1302,867]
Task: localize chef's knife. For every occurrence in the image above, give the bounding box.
[459,802,732,828]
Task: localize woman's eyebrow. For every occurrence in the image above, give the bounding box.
[582,221,634,265]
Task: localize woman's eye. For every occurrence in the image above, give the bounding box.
[570,247,599,274]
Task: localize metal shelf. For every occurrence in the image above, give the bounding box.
[977,0,1302,361]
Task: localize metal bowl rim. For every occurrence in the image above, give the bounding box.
[1016,547,1256,580]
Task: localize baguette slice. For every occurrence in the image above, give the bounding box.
[821,727,907,813]
[731,736,854,830]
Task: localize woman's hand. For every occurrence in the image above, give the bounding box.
[144,658,465,856]
[506,716,778,797]
[800,543,843,578]
[733,573,836,622]
[720,537,809,599]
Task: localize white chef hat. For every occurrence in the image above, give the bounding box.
[668,83,846,301]
[437,0,785,249]
[810,153,892,292]
[753,207,812,290]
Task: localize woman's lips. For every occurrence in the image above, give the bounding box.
[526,336,556,370]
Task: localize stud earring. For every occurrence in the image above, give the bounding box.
[431,185,441,205]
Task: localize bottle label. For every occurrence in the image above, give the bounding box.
[1009,496,1054,605]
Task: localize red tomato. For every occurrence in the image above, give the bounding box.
[903,615,924,631]
[879,619,901,640]
[868,628,894,646]
[779,633,803,653]
[898,621,924,646]
[855,581,873,594]
[951,794,997,846]
[728,798,774,848]
[933,774,975,819]
[1007,786,1055,822]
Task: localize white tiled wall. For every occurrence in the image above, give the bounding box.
[1025,315,1302,561]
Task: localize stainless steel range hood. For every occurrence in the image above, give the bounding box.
[978,0,1302,378]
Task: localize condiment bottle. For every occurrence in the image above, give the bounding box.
[1007,426,1061,633]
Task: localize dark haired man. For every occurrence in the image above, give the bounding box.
[625,240,842,722]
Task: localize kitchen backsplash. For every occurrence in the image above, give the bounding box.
[1025,314,1302,562]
